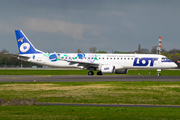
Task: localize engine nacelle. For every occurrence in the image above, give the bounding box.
[115,69,128,74]
[100,65,115,73]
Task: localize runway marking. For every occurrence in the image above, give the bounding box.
[8,75,51,80]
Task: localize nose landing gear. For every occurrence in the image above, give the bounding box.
[157,73,161,76]
[157,69,161,76]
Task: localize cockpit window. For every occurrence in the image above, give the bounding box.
[162,57,169,60]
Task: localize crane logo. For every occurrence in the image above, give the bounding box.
[18,37,24,42]
[20,43,30,52]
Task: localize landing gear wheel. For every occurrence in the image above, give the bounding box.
[97,71,103,75]
[157,73,161,76]
[88,71,94,75]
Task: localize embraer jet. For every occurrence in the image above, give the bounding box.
[13,30,177,76]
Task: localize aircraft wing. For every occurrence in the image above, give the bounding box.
[63,59,124,70]
[65,59,100,68]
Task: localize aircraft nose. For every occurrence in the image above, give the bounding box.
[171,62,178,68]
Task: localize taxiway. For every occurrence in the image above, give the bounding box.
[0,75,179,82]
[39,103,180,108]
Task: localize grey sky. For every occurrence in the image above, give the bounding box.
[0,0,180,53]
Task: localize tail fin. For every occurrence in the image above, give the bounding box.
[15,30,43,54]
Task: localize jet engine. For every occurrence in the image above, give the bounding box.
[115,69,128,74]
[100,65,115,73]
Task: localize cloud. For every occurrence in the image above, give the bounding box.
[111,11,136,29]
[23,18,92,40]
[0,22,16,32]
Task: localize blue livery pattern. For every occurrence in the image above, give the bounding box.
[161,60,173,62]
[49,54,61,62]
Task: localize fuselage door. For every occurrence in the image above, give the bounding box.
[153,57,159,66]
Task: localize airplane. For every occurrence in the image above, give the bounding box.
[13,30,177,76]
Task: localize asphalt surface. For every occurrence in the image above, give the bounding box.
[0,75,180,82]
[39,103,180,108]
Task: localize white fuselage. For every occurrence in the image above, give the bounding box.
[20,53,177,70]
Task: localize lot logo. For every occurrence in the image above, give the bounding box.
[104,67,109,70]
[133,58,158,66]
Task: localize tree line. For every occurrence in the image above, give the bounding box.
[0,49,40,67]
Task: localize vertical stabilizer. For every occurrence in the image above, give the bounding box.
[15,30,43,54]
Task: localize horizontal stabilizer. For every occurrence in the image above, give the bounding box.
[3,53,30,60]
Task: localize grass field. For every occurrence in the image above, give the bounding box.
[0,69,180,119]
[0,69,179,75]
[0,106,180,120]
[1,81,180,105]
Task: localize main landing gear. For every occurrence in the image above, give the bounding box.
[88,71,103,75]
[88,71,94,75]
[97,71,103,75]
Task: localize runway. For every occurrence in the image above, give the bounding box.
[0,75,179,82]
